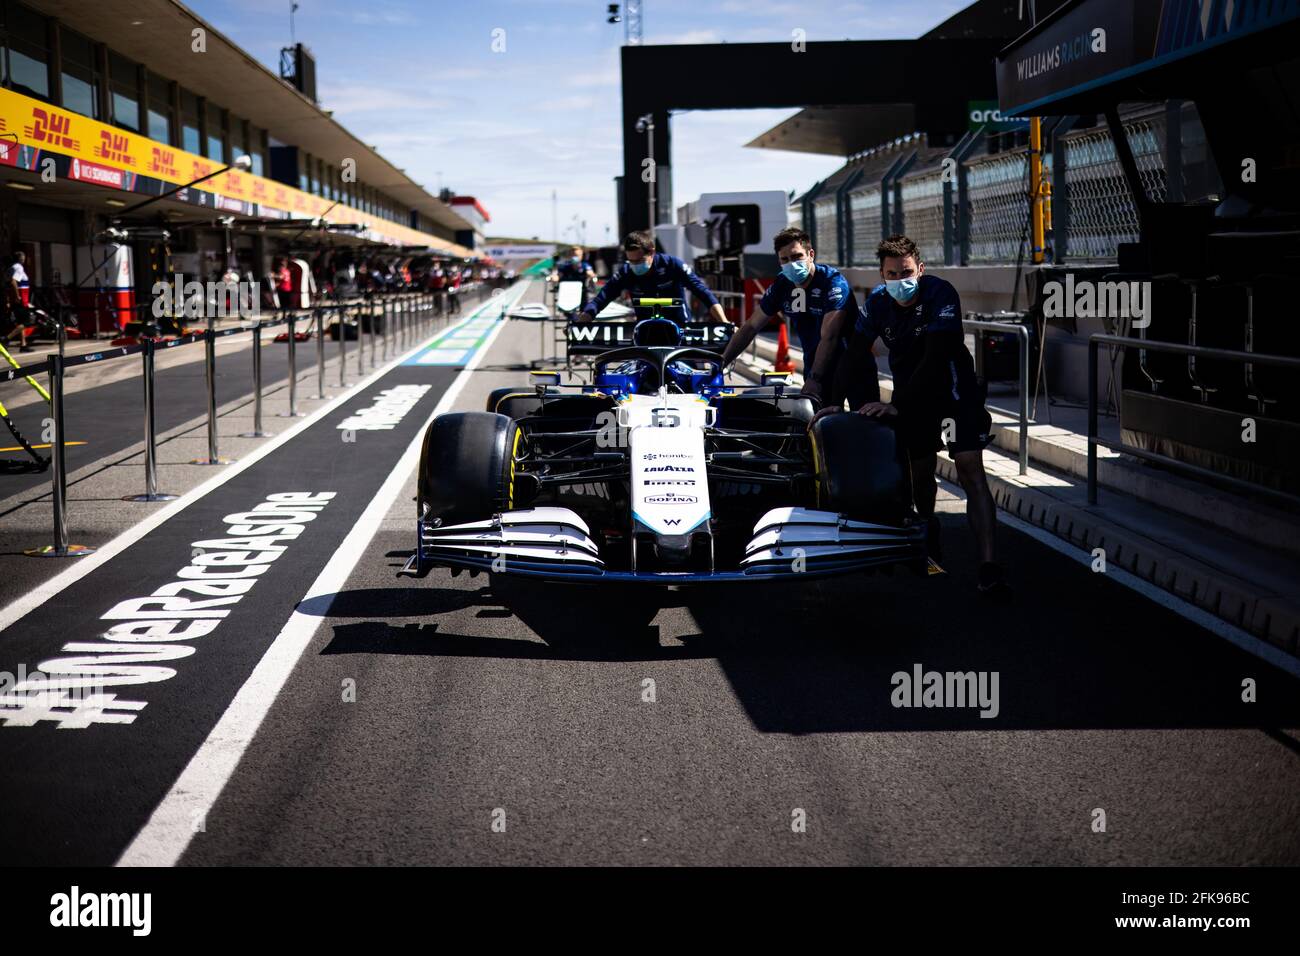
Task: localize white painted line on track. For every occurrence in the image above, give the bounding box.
[0,287,524,639]
[938,477,1300,680]
[117,282,528,867]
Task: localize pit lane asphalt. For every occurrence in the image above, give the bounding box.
[0,293,488,864]
[3,279,1298,866]
[181,283,1300,867]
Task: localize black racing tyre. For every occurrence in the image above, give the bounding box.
[485,386,521,413]
[498,393,615,430]
[809,413,911,523]
[495,394,544,421]
[417,412,522,527]
[491,388,580,420]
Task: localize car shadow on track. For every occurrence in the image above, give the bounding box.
[321,521,1300,736]
[677,525,1300,736]
[299,586,492,618]
[316,577,703,662]
[474,362,535,373]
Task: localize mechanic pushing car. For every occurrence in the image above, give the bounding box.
[718,227,855,403]
[816,234,1010,599]
[550,245,597,286]
[578,230,728,325]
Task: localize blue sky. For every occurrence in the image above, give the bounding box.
[187,0,969,243]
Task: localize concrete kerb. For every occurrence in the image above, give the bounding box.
[933,450,1300,655]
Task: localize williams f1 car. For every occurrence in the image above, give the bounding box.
[401,304,926,583]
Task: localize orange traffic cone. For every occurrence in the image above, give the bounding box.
[774,317,795,373]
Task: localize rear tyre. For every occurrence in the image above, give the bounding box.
[485,386,520,413]
[490,386,583,420]
[417,412,521,527]
[495,394,544,421]
[809,413,911,523]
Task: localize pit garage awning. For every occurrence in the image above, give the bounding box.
[996,0,1300,117]
[745,105,919,158]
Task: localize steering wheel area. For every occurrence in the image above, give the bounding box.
[594,346,722,395]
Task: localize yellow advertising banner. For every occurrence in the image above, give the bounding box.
[0,87,460,252]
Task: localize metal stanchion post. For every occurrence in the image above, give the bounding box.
[241,321,272,438]
[1017,325,1029,476]
[382,301,391,362]
[1087,339,1099,506]
[314,309,326,398]
[124,338,179,502]
[27,354,94,556]
[370,300,379,369]
[358,301,368,375]
[338,306,349,387]
[280,311,303,417]
[191,315,233,464]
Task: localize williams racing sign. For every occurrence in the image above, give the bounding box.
[995,0,1159,116]
[566,320,734,355]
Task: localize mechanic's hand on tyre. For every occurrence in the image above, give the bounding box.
[857,401,898,419]
[810,406,842,426]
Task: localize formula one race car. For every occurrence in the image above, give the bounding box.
[401,305,926,584]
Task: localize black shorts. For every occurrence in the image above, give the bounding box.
[898,396,994,458]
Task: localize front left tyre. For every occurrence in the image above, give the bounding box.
[417,412,522,527]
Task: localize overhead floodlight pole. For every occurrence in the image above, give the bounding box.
[626,0,642,45]
[636,114,655,231]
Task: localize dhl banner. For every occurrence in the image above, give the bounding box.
[0,87,462,253]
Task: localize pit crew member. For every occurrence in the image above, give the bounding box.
[819,234,1009,598]
[718,227,855,402]
[578,230,727,326]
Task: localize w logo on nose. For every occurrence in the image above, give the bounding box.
[663,518,682,527]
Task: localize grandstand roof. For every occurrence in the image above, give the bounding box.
[29,0,474,235]
[746,0,1068,158]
